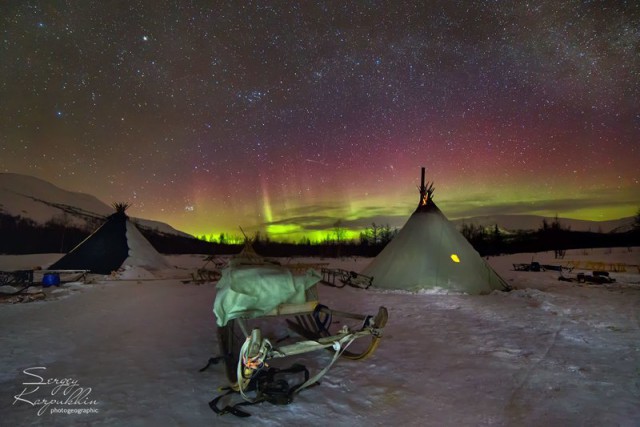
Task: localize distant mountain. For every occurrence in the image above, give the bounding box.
[451,214,634,234]
[0,173,192,238]
[2,173,634,240]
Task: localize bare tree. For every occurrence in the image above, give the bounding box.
[333,219,346,244]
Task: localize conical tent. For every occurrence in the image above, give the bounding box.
[49,203,168,274]
[232,237,264,265]
[228,228,276,267]
[362,169,508,294]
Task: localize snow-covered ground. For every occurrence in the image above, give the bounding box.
[1,248,639,426]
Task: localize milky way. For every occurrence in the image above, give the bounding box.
[1,1,638,240]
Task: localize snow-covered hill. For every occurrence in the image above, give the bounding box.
[2,173,633,238]
[0,173,191,237]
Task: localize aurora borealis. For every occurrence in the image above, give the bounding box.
[1,1,638,241]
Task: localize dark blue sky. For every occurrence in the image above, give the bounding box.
[1,1,638,239]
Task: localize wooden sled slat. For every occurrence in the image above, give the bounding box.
[285,306,387,361]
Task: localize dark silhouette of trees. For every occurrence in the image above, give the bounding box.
[0,213,88,254]
[359,223,397,247]
[538,216,570,258]
[357,223,398,256]
[2,211,638,258]
[460,222,501,255]
[460,222,485,247]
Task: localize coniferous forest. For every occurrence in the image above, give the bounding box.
[1,212,638,258]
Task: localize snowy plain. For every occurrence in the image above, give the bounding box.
[1,247,639,426]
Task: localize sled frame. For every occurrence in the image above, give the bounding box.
[217,294,387,384]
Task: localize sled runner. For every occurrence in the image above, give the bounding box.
[217,302,388,384]
[210,262,387,415]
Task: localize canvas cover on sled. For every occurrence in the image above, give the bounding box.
[213,265,321,327]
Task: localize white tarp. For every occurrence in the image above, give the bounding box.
[213,265,321,326]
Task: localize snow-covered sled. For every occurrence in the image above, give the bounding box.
[211,263,387,413]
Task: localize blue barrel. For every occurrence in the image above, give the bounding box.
[42,273,60,287]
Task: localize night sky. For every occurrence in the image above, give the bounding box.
[1,1,638,241]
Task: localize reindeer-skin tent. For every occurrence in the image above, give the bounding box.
[49,203,168,274]
[362,168,509,295]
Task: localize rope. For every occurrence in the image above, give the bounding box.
[236,336,272,402]
[294,332,358,394]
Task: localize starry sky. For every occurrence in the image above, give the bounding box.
[1,1,639,241]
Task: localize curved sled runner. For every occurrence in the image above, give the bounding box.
[213,264,388,386]
[287,305,388,361]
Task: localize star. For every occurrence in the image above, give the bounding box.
[0,1,636,240]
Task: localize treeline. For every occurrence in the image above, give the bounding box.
[461,217,640,257]
[195,223,399,257]
[0,213,399,258]
[0,212,218,255]
[237,223,399,258]
[0,213,91,254]
[1,211,638,257]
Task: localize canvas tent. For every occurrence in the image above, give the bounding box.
[230,235,266,267]
[228,228,281,268]
[362,168,509,295]
[48,203,169,274]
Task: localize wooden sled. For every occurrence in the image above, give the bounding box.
[286,305,387,360]
[216,288,388,385]
[320,268,374,289]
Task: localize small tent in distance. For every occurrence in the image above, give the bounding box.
[230,227,269,266]
[361,168,509,295]
[48,202,169,275]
